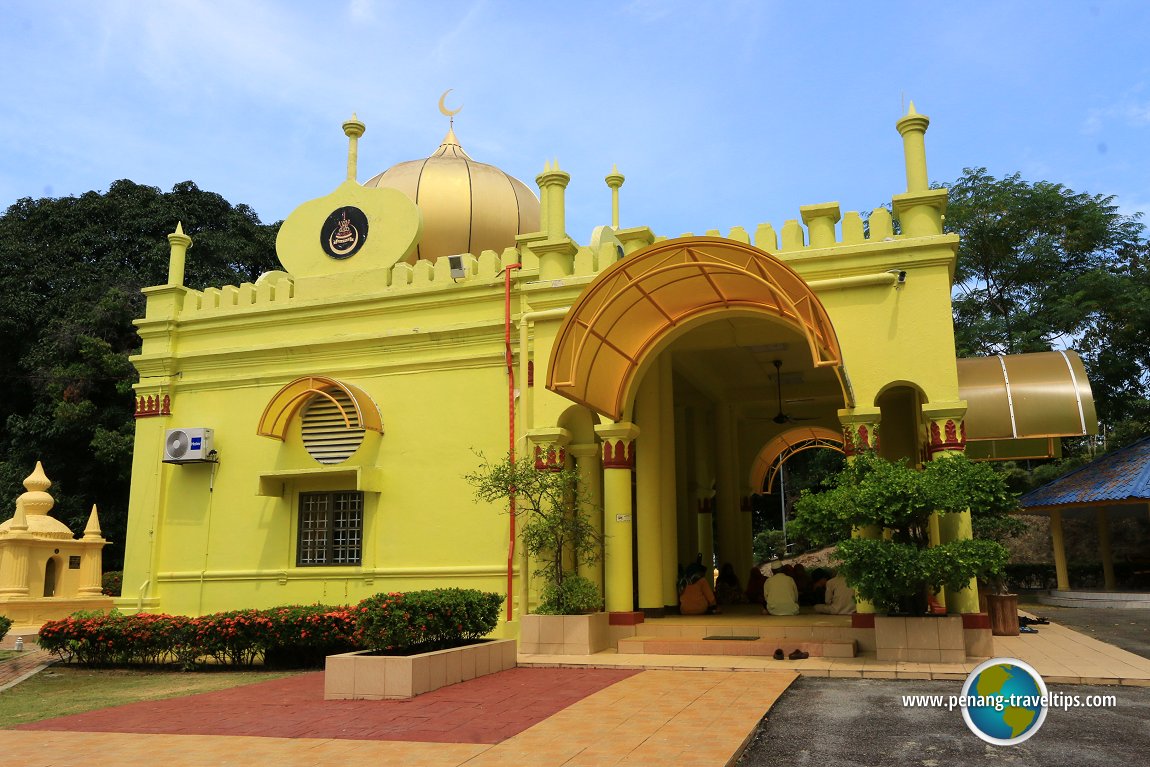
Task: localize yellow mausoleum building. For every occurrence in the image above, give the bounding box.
[114,104,1096,631]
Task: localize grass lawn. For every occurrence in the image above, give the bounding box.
[0,665,301,728]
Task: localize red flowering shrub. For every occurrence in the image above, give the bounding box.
[356,589,502,652]
[38,604,361,669]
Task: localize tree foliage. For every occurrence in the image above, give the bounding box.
[944,168,1149,434]
[791,452,1016,612]
[0,180,280,567]
[465,450,603,614]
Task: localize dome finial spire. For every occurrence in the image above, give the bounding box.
[438,89,463,130]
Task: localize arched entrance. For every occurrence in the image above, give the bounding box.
[43,557,58,597]
[547,237,851,614]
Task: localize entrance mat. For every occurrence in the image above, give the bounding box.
[704,635,761,641]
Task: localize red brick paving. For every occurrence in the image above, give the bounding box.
[15,667,639,744]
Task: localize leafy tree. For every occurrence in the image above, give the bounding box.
[465,450,602,614]
[943,168,1149,438]
[0,180,280,568]
[791,452,1015,612]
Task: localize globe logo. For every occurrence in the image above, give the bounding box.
[961,658,1049,745]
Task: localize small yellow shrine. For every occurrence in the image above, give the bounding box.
[115,102,1096,629]
[0,462,112,623]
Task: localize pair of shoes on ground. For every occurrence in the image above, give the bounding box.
[1019,625,1039,634]
[773,648,809,660]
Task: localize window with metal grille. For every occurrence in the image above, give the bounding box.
[297,491,363,566]
[301,389,366,464]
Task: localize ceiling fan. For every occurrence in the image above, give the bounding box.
[771,359,818,424]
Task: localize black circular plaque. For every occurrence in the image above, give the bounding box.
[320,206,369,259]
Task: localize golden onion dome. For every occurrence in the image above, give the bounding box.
[362,127,540,263]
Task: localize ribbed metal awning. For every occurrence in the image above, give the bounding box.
[957,351,1097,441]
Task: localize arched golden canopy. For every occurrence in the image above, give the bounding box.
[750,427,844,494]
[547,236,846,420]
[257,376,382,440]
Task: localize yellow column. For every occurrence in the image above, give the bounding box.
[78,505,108,597]
[895,101,930,193]
[569,443,604,597]
[1050,508,1070,591]
[674,404,694,565]
[1096,508,1116,591]
[634,366,664,614]
[925,408,979,614]
[595,422,639,614]
[342,113,365,182]
[714,404,740,579]
[536,161,570,240]
[696,499,714,571]
[0,501,31,597]
[840,409,883,614]
[658,355,679,608]
[605,165,624,229]
[167,222,192,287]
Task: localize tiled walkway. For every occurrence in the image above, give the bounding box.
[0,649,52,692]
[2,614,1147,766]
[0,668,796,766]
[15,667,638,743]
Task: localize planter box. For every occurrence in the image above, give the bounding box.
[519,612,609,655]
[874,615,965,663]
[324,638,516,700]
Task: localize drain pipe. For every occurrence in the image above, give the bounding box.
[502,263,522,623]
[137,578,151,613]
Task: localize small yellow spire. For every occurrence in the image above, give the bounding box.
[167,221,192,286]
[895,101,931,193]
[83,504,103,540]
[18,461,54,516]
[343,113,366,182]
[10,498,28,532]
[605,164,625,229]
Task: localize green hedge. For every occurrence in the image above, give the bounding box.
[38,605,359,669]
[102,571,123,597]
[0,615,12,639]
[356,589,503,652]
[37,589,505,667]
[1004,562,1150,591]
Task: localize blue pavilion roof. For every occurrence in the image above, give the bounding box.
[1019,437,1150,509]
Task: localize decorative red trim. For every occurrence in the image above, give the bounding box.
[851,613,876,629]
[962,612,991,629]
[928,418,967,455]
[135,394,171,418]
[602,439,635,470]
[608,610,645,626]
[533,445,566,472]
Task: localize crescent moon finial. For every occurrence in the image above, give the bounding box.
[438,89,462,128]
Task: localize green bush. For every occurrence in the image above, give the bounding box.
[101,571,123,597]
[536,575,601,615]
[0,615,12,639]
[356,589,502,652]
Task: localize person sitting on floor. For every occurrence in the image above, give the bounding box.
[679,570,721,615]
[762,565,800,616]
[746,560,769,607]
[715,562,745,605]
[813,572,857,615]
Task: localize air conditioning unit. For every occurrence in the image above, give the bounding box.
[163,428,216,464]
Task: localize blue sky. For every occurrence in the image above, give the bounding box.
[2,1,1148,243]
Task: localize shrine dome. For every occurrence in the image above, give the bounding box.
[362,127,540,263]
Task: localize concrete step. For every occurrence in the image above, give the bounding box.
[617,635,857,658]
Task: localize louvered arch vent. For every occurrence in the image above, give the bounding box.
[301,389,366,464]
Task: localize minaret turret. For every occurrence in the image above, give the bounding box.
[343,113,366,182]
[895,101,931,193]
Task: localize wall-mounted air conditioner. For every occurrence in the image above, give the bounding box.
[163,428,216,464]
